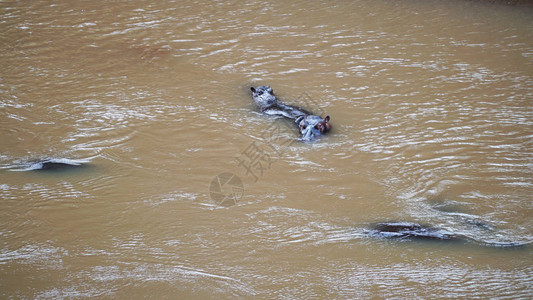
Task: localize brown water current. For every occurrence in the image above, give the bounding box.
[1,0,532,298]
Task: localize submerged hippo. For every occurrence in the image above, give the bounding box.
[367,222,530,248]
[11,158,88,172]
[250,85,331,140]
[368,222,458,241]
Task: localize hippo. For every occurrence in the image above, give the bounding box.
[367,222,530,248]
[296,115,331,141]
[11,158,88,172]
[367,222,459,241]
[250,85,331,140]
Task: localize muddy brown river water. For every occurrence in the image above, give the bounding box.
[1,0,532,298]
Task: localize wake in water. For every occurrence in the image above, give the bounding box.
[246,207,531,248]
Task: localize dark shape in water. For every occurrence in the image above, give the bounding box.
[38,160,84,171]
[13,158,88,172]
[369,222,458,241]
[367,222,530,248]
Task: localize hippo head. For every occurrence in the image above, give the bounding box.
[296,115,331,141]
[250,85,277,108]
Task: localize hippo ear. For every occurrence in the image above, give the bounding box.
[250,87,256,93]
[295,116,304,124]
[324,115,330,122]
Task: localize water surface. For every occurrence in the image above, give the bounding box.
[1,0,532,298]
